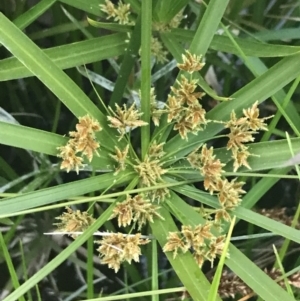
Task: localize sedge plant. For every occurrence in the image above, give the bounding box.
[1,1,300,301]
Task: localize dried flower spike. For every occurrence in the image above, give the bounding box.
[177,50,205,73]
[134,156,167,187]
[225,102,272,171]
[57,115,102,173]
[100,0,132,25]
[110,145,130,174]
[163,232,188,259]
[54,207,95,239]
[108,103,148,140]
[57,144,83,174]
[96,233,150,272]
[109,194,163,230]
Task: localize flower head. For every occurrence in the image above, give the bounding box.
[96,233,149,272]
[57,115,102,173]
[177,50,205,74]
[108,103,148,140]
[100,0,132,25]
[54,207,95,238]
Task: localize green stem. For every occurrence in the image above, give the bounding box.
[140,0,152,159]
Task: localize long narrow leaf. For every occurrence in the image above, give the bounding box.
[0,171,134,217]
[0,13,120,150]
[0,34,126,81]
[171,29,300,57]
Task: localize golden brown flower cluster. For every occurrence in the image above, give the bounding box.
[149,88,166,127]
[163,222,226,268]
[57,115,102,173]
[54,206,95,239]
[134,141,167,186]
[107,103,148,141]
[225,101,272,171]
[177,51,205,74]
[160,51,207,139]
[95,233,150,272]
[110,194,163,230]
[188,144,245,222]
[109,145,130,174]
[54,206,152,272]
[100,0,133,25]
[133,141,170,202]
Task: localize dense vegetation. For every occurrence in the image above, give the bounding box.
[1,1,300,300]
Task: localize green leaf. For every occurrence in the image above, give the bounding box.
[241,168,291,209]
[0,34,127,81]
[59,0,104,17]
[251,28,300,42]
[189,0,230,56]
[245,57,300,134]
[227,245,296,301]
[155,0,189,23]
[214,138,300,172]
[13,0,56,30]
[0,121,66,156]
[140,1,152,158]
[0,13,99,119]
[171,29,300,57]
[208,216,235,301]
[0,13,120,151]
[0,218,14,226]
[0,171,134,217]
[109,15,141,106]
[87,18,133,32]
[0,232,26,301]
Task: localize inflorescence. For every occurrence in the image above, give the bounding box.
[56,50,272,273]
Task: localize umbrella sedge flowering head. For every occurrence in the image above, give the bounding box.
[54,46,273,275]
[109,144,130,174]
[100,0,133,25]
[107,103,148,141]
[187,143,245,224]
[134,141,167,187]
[177,50,205,74]
[133,141,170,202]
[163,222,227,268]
[225,101,273,172]
[57,115,102,174]
[150,37,169,64]
[54,207,95,239]
[163,51,207,140]
[95,233,150,273]
[109,194,164,230]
